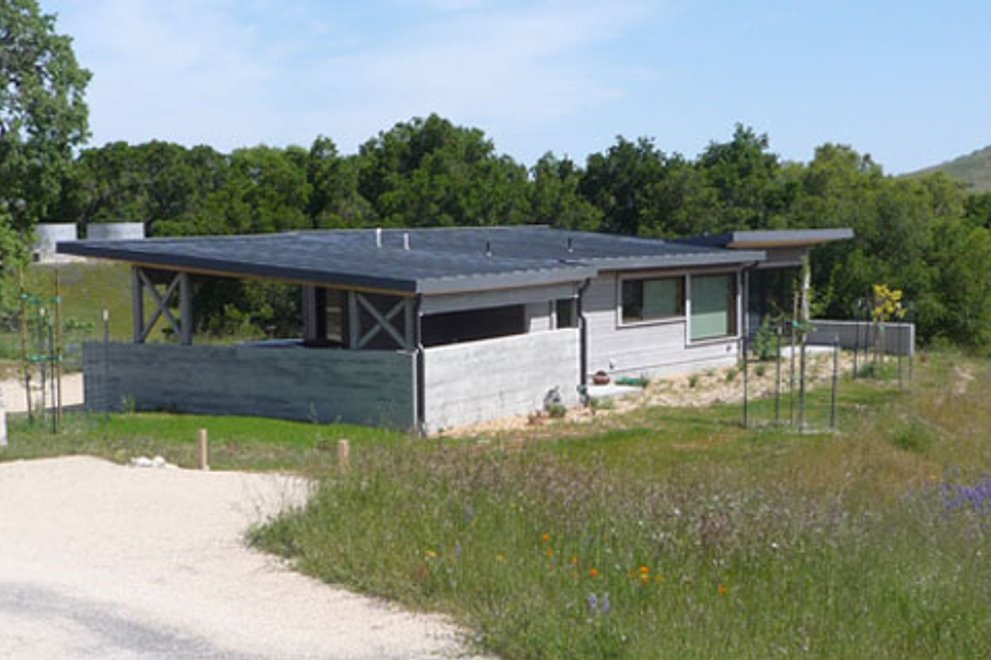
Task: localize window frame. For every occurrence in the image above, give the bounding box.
[617,273,686,327]
[687,271,740,344]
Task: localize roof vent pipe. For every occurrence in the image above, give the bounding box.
[485,240,492,257]
[375,227,382,248]
[403,232,410,250]
[567,237,574,253]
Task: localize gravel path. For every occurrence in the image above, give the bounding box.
[0,373,84,414]
[0,456,469,659]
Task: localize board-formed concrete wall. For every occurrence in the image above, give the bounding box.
[83,342,416,428]
[808,319,915,356]
[423,329,580,433]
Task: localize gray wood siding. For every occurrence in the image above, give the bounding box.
[526,301,552,332]
[83,343,416,428]
[584,273,739,378]
[421,282,578,315]
[423,329,579,433]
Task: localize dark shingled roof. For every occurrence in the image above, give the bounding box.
[57,226,766,295]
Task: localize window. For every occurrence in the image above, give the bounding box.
[621,276,684,324]
[690,274,737,341]
[555,298,576,328]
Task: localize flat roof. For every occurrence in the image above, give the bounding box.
[57,226,766,295]
[680,228,854,249]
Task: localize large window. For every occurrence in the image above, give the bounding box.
[621,276,684,324]
[690,274,737,341]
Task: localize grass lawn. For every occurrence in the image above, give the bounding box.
[3,351,990,657]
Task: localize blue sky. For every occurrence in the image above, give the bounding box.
[45,0,991,174]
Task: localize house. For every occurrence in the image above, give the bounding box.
[57,226,852,433]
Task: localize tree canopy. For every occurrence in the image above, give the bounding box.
[22,106,991,351]
[0,0,90,233]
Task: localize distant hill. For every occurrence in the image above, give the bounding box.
[909,146,991,192]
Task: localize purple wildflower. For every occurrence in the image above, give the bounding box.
[942,475,991,514]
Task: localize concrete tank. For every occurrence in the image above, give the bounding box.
[33,223,78,262]
[86,222,145,241]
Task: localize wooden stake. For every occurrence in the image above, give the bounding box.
[18,268,32,421]
[197,428,209,470]
[0,389,7,448]
[338,439,351,472]
[55,266,62,428]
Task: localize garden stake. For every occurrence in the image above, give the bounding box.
[338,439,351,472]
[774,324,781,424]
[19,271,32,422]
[55,267,63,429]
[103,308,110,418]
[741,336,748,429]
[830,336,839,430]
[798,338,807,432]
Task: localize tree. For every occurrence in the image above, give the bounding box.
[356,114,530,227]
[696,124,784,230]
[0,0,90,232]
[529,153,601,230]
[578,137,667,235]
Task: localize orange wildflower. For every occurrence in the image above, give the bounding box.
[542,533,551,543]
[546,547,554,558]
[640,565,650,575]
[588,567,599,579]
[718,584,728,596]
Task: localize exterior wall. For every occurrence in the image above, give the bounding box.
[584,272,740,379]
[423,329,579,433]
[422,283,578,315]
[526,301,552,332]
[808,319,915,356]
[83,342,416,428]
[87,222,145,240]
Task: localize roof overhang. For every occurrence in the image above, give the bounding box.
[680,228,854,250]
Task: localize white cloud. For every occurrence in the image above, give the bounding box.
[48,0,653,157]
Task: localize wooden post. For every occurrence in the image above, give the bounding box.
[0,389,7,448]
[55,266,63,429]
[19,268,32,421]
[179,272,193,346]
[131,266,144,343]
[337,439,351,472]
[197,428,209,470]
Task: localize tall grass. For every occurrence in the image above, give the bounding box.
[253,353,991,658]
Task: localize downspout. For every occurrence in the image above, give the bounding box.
[414,294,425,437]
[577,277,592,388]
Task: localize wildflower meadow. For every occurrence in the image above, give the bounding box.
[252,352,991,658]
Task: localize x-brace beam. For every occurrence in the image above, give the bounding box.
[357,294,409,349]
[132,267,193,345]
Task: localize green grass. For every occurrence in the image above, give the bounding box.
[4,351,990,657]
[1,262,146,366]
[2,412,406,474]
[250,352,991,658]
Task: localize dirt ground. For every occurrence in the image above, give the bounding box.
[446,348,874,436]
[0,456,469,659]
[0,372,84,414]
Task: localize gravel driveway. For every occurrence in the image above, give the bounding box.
[0,456,468,659]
